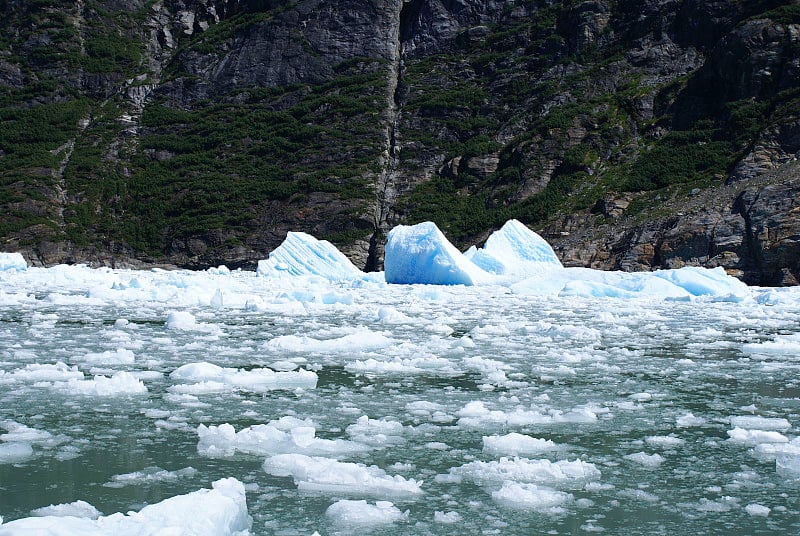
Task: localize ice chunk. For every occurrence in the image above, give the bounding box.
[257,232,363,280]
[31,501,102,519]
[745,503,771,517]
[450,457,600,487]
[104,466,198,488]
[165,311,198,330]
[82,349,135,365]
[653,266,750,298]
[433,511,462,524]
[0,252,27,272]
[742,333,800,357]
[10,362,84,383]
[325,500,408,526]
[264,330,393,354]
[676,412,706,428]
[346,416,406,447]
[482,433,558,456]
[263,454,423,498]
[624,452,665,468]
[730,416,791,431]
[727,427,788,445]
[1,421,55,444]
[197,422,369,458]
[53,371,147,396]
[644,435,685,449]
[0,477,251,535]
[491,482,573,513]
[171,362,317,393]
[0,442,33,464]
[384,222,492,285]
[468,219,563,277]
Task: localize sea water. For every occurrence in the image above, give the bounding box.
[1,265,799,534]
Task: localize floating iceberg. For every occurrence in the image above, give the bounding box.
[0,252,26,272]
[0,477,251,535]
[465,219,562,277]
[384,222,492,285]
[256,231,364,280]
[382,220,751,298]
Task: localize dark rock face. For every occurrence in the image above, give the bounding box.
[1,0,799,283]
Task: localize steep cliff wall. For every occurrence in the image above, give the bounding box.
[1,0,799,283]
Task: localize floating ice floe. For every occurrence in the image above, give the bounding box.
[325,499,409,526]
[491,481,574,513]
[448,457,601,488]
[170,362,317,393]
[30,501,102,519]
[482,433,558,457]
[0,477,251,535]
[103,466,199,489]
[727,427,789,445]
[46,371,148,397]
[196,420,369,458]
[263,454,423,498]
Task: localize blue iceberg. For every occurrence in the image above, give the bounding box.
[257,232,365,281]
[465,219,562,277]
[254,220,753,299]
[384,222,492,285]
[0,252,27,272]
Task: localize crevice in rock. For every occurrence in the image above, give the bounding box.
[366,0,417,271]
[733,189,764,284]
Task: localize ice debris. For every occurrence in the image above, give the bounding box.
[263,454,423,498]
[325,500,408,526]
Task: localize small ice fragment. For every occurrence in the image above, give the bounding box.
[325,500,408,526]
[165,311,197,330]
[491,482,573,513]
[745,503,770,517]
[433,511,462,524]
[624,452,665,468]
[31,501,102,519]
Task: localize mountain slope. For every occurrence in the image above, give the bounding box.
[1,0,799,283]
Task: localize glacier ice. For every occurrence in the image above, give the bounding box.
[465,219,562,277]
[0,252,26,272]
[384,221,492,285]
[256,231,364,280]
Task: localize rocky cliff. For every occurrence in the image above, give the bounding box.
[1,0,799,284]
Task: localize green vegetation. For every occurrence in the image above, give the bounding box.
[117,64,387,252]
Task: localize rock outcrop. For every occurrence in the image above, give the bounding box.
[0,0,798,283]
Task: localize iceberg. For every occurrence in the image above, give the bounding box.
[384,222,492,285]
[465,219,562,277]
[0,477,251,535]
[245,219,753,298]
[0,252,26,272]
[256,231,364,280]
